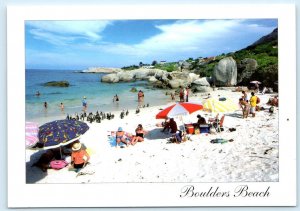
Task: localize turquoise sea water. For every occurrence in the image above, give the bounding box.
[26,69,171,121]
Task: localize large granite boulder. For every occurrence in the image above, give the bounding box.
[192,77,211,86]
[133,69,149,80]
[44,81,69,87]
[191,85,213,93]
[212,57,237,86]
[117,71,134,82]
[237,58,258,84]
[169,79,185,89]
[101,74,119,83]
[181,61,191,70]
[148,76,158,83]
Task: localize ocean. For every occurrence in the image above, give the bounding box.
[25,69,171,122]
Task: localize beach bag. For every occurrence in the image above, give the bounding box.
[256,97,260,104]
[50,160,68,170]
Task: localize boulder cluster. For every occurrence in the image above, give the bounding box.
[101,56,244,92]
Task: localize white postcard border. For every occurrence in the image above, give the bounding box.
[7,4,296,207]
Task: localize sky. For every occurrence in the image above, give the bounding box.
[25,19,278,70]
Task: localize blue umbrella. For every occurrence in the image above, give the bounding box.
[36,119,89,149]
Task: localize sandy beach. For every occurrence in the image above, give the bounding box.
[26,89,279,184]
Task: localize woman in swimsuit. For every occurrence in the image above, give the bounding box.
[130,124,146,146]
[115,127,129,147]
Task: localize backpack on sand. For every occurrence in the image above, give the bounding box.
[50,160,68,170]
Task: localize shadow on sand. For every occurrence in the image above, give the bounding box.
[226,113,243,119]
[145,128,172,141]
[26,150,48,184]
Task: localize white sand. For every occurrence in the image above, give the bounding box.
[26,90,279,183]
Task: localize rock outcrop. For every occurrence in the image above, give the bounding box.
[237,58,258,84]
[101,68,199,88]
[212,57,237,86]
[44,81,70,87]
[81,67,121,73]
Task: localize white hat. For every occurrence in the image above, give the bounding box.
[72,142,82,151]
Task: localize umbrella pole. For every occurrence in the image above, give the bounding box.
[59,146,63,160]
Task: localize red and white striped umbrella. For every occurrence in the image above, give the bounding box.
[156,102,203,119]
[25,122,39,148]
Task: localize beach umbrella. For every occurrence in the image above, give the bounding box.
[36,119,89,150]
[203,98,239,113]
[25,122,39,148]
[156,102,203,119]
[250,81,262,84]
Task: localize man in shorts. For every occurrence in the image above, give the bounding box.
[249,92,257,117]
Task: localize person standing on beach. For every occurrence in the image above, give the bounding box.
[82,96,87,112]
[44,102,48,109]
[113,94,119,103]
[241,91,249,102]
[239,98,250,118]
[138,90,144,107]
[170,92,175,101]
[179,87,184,102]
[60,102,64,112]
[249,92,257,117]
[185,87,190,102]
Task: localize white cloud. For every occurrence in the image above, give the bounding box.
[27,20,112,45]
[95,19,275,60]
[26,19,277,68]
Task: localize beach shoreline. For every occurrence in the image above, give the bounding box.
[26,89,279,184]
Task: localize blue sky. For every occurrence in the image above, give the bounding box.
[25,19,277,70]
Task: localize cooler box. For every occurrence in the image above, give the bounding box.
[200,124,210,133]
[185,124,194,134]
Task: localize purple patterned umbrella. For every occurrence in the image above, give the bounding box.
[36,119,89,149]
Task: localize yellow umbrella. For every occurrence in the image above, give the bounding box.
[203,98,239,113]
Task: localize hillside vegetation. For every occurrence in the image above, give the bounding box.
[122,28,278,87]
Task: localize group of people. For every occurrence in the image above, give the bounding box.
[115,124,147,147]
[161,118,185,143]
[239,91,260,118]
[179,86,190,102]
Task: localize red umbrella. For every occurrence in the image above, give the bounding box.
[156,102,203,119]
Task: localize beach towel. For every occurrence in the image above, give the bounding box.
[108,136,129,147]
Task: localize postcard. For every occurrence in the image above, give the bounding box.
[7,4,296,207]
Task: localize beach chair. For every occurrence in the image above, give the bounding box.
[214,115,225,132]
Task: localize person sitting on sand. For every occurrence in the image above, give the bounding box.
[239,98,250,119]
[162,118,178,134]
[161,118,183,142]
[71,142,90,172]
[268,96,278,107]
[156,118,169,127]
[196,114,207,127]
[130,124,147,146]
[116,127,129,147]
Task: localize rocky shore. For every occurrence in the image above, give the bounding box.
[80,67,122,73]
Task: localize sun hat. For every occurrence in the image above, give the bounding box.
[117,127,123,131]
[83,96,86,99]
[72,142,82,151]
